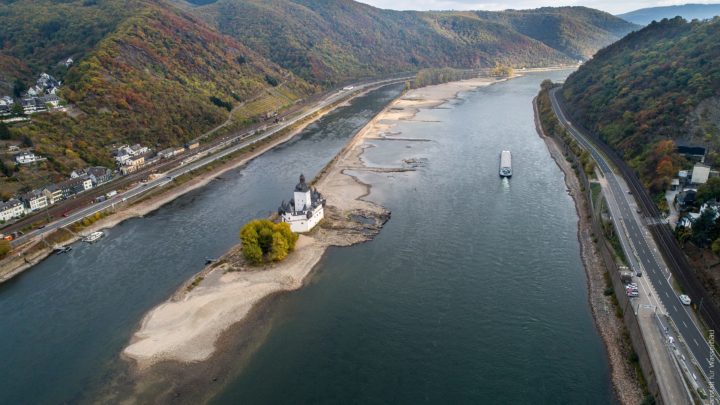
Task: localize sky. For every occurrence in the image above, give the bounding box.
[356,0,720,14]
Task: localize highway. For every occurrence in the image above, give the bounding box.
[549,87,720,396]
[14,77,408,246]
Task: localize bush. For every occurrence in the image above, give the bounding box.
[240,219,298,265]
[0,239,11,258]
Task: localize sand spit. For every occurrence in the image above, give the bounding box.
[122,76,503,370]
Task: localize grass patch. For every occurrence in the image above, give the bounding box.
[187,276,204,291]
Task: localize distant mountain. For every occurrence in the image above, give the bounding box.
[189,1,637,84]
[618,3,720,25]
[0,0,636,193]
[561,17,720,192]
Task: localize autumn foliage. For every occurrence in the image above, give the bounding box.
[240,219,298,265]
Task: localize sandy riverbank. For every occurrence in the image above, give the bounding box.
[533,99,643,404]
[121,76,503,372]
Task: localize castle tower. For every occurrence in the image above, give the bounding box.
[293,174,311,212]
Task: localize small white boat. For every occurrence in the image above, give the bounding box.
[83,231,104,243]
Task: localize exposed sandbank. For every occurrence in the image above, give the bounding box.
[122,76,504,370]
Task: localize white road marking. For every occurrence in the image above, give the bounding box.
[694,338,700,347]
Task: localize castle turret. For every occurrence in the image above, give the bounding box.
[280,173,325,233]
[293,174,311,212]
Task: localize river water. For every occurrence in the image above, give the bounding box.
[212,70,614,403]
[0,71,613,404]
[0,85,403,404]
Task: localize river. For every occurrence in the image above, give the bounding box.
[0,71,614,404]
[0,84,403,404]
[212,70,614,403]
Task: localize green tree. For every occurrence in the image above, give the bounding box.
[12,79,25,98]
[269,232,289,261]
[11,104,23,116]
[697,177,720,204]
[0,122,10,140]
[691,209,720,247]
[240,219,298,265]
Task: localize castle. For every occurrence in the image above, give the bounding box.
[278,174,325,233]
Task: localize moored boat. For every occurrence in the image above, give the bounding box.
[82,231,104,243]
[53,246,72,255]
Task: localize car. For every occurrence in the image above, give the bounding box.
[679,294,692,306]
[636,271,642,277]
[627,291,639,297]
[627,190,632,194]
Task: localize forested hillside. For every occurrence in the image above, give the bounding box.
[0,0,313,193]
[561,17,720,192]
[0,0,138,93]
[191,1,637,84]
[0,0,636,194]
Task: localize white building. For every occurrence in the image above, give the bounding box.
[278,174,325,233]
[114,144,149,165]
[15,152,42,164]
[22,190,48,213]
[692,163,711,185]
[0,199,25,222]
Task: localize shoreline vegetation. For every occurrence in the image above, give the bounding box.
[534,87,644,404]
[107,75,508,402]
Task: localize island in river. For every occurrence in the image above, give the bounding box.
[123,77,502,368]
[106,77,514,402]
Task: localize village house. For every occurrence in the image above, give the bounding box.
[278,174,325,233]
[0,199,25,222]
[120,155,145,175]
[0,96,13,116]
[114,144,150,165]
[72,166,113,186]
[41,184,64,205]
[57,175,93,199]
[21,190,48,213]
[15,152,42,164]
[158,148,177,159]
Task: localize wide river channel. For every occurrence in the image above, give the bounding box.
[0,71,614,404]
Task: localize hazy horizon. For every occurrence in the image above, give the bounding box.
[356,0,720,15]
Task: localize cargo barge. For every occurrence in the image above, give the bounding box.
[499,150,512,177]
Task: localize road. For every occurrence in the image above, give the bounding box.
[14,77,408,246]
[549,87,719,398]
